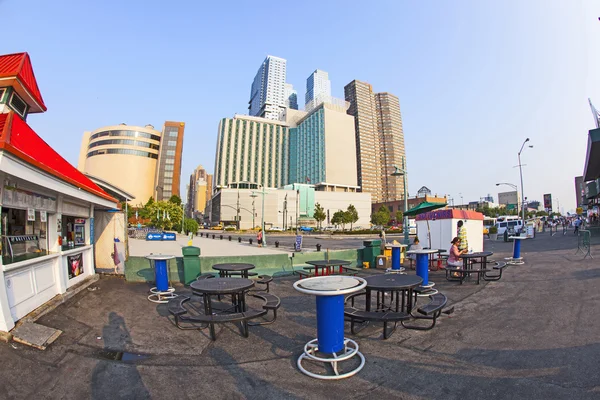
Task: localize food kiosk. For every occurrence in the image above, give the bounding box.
[0,52,118,333]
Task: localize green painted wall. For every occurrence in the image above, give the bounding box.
[125,249,363,285]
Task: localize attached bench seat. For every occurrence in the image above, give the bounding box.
[248,292,281,326]
[344,292,411,339]
[402,293,448,331]
[293,269,311,279]
[483,261,508,281]
[168,296,267,340]
[223,271,258,277]
[256,275,273,292]
[445,265,485,284]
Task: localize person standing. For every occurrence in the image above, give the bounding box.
[457,220,468,252]
[257,228,263,247]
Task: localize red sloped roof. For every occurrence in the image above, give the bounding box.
[0,52,47,111]
[0,112,116,203]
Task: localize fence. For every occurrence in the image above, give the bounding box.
[575,230,593,259]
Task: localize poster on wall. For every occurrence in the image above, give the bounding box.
[40,211,47,223]
[67,253,84,279]
[543,193,552,213]
[27,208,35,221]
[57,214,62,232]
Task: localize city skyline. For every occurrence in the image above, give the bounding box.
[3,0,599,212]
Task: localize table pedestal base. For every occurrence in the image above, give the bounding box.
[297,338,365,380]
[148,287,177,303]
[386,268,406,274]
[505,257,524,265]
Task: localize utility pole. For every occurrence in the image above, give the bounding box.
[252,186,269,247]
[250,193,257,229]
[236,190,240,230]
[296,189,300,232]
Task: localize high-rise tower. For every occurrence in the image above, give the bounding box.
[248,55,287,120]
[344,80,407,203]
[305,69,331,106]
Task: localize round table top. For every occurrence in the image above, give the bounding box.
[388,244,407,248]
[509,236,528,240]
[145,254,176,260]
[293,276,366,296]
[406,249,439,255]
[212,263,256,272]
[305,259,351,267]
[365,274,423,290]
[190,277,254,294]
[460,251,493,259]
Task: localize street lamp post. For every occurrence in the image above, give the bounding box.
[496,182,519,217]
[391,156,409,245]
[252,186,268,247]
[517,138,533,223]
[250,193,257,229]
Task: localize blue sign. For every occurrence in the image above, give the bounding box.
[90,218,94,244]
[294,235,302,251]
[162,232,176,241]
[146,232,163,241]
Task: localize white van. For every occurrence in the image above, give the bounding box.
[495,219,523,235]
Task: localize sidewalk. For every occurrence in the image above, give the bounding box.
[129,235,290,257]
[1,233,599,399]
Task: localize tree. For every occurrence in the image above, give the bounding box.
[183,218,199,235]
[371,205,390,226]
[331,210,347,230]
[395,210,403,224]
[346,204,359,230]
[147,200,183,231]
[169,195,182,205]
[314,203,326,229]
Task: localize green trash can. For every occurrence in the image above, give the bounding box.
[362,240,382,269]
[182,246,201,285]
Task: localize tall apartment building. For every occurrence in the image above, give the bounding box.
[214,115,289,189]
[375,92,406,202]
[78,121,184,204]
[248,55,287,120]
[187,165,212,215]
[344,80,407,203]
[344,80,382,202]
[154,121,185,201]
[305,69,331,105]
[289,102,357,187]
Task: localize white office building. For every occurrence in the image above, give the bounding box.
[248,55,287,121]
[284,83,298,110]
[305,69,332,106]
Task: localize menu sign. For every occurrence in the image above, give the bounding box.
[3,186,57,211]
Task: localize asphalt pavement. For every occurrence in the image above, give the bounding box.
[1,231,599,399]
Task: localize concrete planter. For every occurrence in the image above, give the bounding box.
[489,233,498,241]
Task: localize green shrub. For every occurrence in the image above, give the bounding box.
[489,225,498,234]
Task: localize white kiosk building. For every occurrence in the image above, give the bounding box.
[415,209,484,252]
[0,52,118,333]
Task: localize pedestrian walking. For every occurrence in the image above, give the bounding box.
[257,229,263,247]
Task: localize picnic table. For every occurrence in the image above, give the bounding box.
[453,251,494,284]
[345,273,447,336]
[304,259,357,276]
[189,277,262,340]
[212,263,256,278]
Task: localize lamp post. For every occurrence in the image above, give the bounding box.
[496,182,519,217]
[156,186,164,201]
[181,202,185,234]
[459,193,463,209]
[250,193,257,229]
[252,186,268,247]
[517,138,533,223]
[391,156,409,245]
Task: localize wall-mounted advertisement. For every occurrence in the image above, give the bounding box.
[67,252,84,279]
[543,193,552,212]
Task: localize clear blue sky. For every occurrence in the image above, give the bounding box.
[2,0,599,212]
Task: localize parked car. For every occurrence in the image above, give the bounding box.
[299,226,313,232]
[269,226,284,231]
[352,226,364,231]
[323,226,337,232]
[210,224,223,230]
[495,220,523,235]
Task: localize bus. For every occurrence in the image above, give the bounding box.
[497,216,520,223]
[483,217,497,235]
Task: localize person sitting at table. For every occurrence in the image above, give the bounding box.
[448,237,467,276]
[407,237,422,269]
